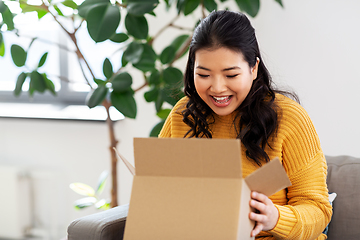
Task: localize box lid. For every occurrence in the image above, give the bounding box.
[134,137,242,178]
[244,157,291,196]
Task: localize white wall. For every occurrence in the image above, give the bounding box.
[249,0,360,158]
[0,0,359,239]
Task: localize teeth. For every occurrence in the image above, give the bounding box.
[213,96,228,101]
[212,96,231,103]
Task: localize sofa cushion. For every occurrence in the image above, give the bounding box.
[326,155,360,240]
[67,204,129,240]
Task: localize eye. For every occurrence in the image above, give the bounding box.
[226,74,239,78]
[197,74,210,78]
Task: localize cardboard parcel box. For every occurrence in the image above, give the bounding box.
[124,138,291,240]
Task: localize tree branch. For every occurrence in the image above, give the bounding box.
[76,57,93,89]
[149,14,180,45]
[170,35,192,65]
[169,24,193,31]
[17,34,71,53]
[43,2,96,86]
[115,1,127,8]
[134,81,148,92]
[201,0,206,19]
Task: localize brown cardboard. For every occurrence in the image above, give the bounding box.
[124,137,291,240]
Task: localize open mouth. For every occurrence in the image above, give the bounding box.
[211,95,232,104]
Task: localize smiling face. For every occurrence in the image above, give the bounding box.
[194,47,259,116]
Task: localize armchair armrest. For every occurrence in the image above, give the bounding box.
[67,204,129,240]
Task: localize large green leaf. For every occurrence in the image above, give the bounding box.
[127,0,159,16]
[86,3,120,42]
[86,85,109,108]
[0,1,6,13]
[36,9,48,19]
[0,41,5,57]
[170,34,189,52]
[74,197,97,209]
[155,88,164,112]
[148,69,161,86]
[122,42,144,64]
[103,58,113,79]
[61,0,78,9]
[235,0,260,18]
[94,78,106,86]
[183,0,200,16]
[19,3,48,19]
[0,3,14,30]
[156,108,171,119]
[111,72,132,92]
[70,183,96,196]
[94,199,110,210]
[204,0,217,12]
[110,33,129,43]
[125,14,148,40]
[14,72,27,96]
[77,0,108,18]
[133,44,157,72]
[150,120,165,137]
[96,171,108,195]
[176,0,186,14]
[275,0,283,7]
[121,53,128,67]
[42,73,56,96]
[144,87,159,102]
[29,71,47,94]
[111,90,137,118]
[163,66,183,85]
[53,4,64,16]
[163,85,184,106]
[11,45,27,67]
[38,52,48,68]
[160,46,176,64]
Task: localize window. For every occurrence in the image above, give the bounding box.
[0,1,124,121]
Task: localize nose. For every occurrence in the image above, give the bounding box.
[210,76,227,93]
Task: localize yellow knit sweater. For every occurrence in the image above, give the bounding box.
[159,94,332,240]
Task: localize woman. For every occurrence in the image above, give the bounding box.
[159,10,332,239]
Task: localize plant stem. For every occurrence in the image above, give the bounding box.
[149,14,180,45]
[134,81,148,93]
[44,3,95,87]
[170,35,192,66]
[201,0,206,18]
[103,99,119,208]
[43,1,120,207]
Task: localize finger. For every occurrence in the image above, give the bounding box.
[249,211,266,223]
[251,222,264,237]
[250,199,266,213]
[251,191,271,204]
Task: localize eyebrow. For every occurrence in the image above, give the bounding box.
[195,66,241,71]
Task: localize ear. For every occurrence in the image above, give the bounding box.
[252,57,260,80]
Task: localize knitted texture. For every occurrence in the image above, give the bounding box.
[159,95,332,240]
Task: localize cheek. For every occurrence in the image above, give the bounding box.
[231,78,253,96]
[194,78,206,94]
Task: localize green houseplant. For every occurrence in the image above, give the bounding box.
[0,0,283,208]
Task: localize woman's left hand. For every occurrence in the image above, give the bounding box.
[249,191,279,237]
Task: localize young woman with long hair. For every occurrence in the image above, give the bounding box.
[159,10,332,239]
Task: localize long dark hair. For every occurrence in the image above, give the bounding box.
[182,10,297,165]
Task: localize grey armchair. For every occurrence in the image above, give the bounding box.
[67,155,360,240]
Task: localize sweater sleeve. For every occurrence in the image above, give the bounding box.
[268,100,332,239]
[158,110,172,138]
[158,96,189,138]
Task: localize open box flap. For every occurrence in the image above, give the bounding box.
[134,138,242,178]
[125,138,246,240]
[244,158,291,196]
